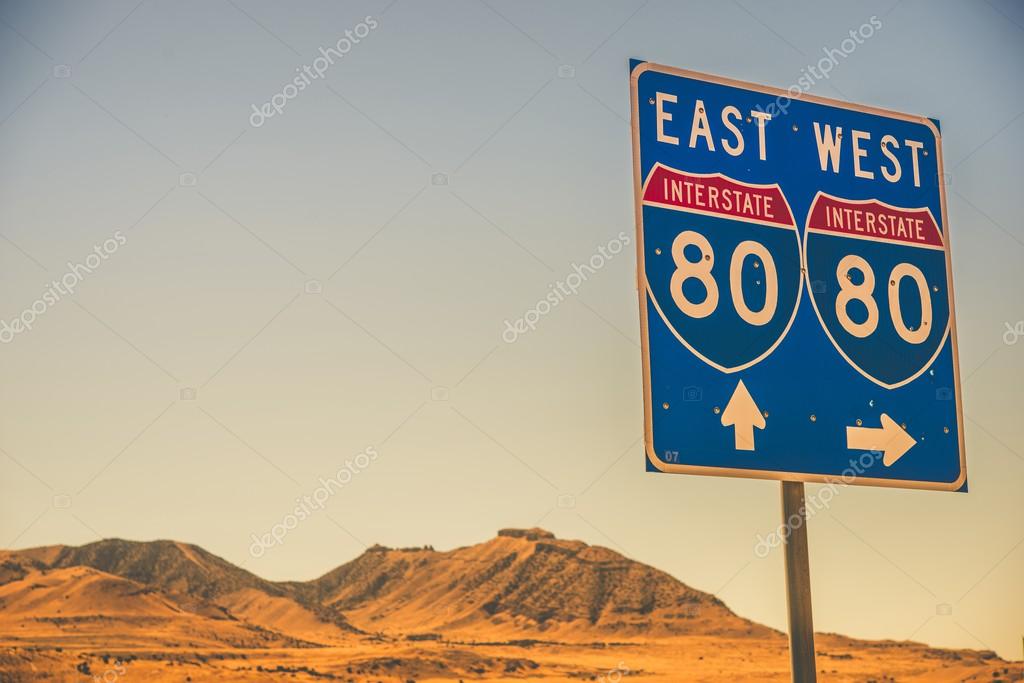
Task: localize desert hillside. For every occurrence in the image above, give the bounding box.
[307,528,771,640]
[0,529,1019,682]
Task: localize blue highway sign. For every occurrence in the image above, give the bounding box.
[630,61,966,491]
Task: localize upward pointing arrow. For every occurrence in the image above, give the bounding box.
[721,379,765,451]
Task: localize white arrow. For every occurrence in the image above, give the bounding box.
[721,379,765,451]
[846,413,916,466]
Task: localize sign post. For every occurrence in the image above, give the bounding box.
[629,60,966,682]
[781,481,816,682]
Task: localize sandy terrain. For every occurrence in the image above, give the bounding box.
[2,634,1020,682]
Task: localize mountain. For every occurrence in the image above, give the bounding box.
[0,538,356,642]
[0,565,183,620]
[6,539,285,617]
[0,529,1018,682]
[0,560,324,652]
[309,528,770,639]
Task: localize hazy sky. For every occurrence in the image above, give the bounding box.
[1,0,1021,661]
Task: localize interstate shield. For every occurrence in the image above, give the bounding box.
[642,164,802,373]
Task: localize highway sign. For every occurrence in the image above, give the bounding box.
[630,61,966,491]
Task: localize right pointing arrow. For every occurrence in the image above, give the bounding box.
[846,413,916,467]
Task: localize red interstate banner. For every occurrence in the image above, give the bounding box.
[806,193,943,249]
[641,163,794,228]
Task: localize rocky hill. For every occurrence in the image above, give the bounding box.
[309,528,770,639]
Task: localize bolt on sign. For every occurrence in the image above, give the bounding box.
[630,61,965,491]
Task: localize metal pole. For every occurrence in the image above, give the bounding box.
[781,480,817,683]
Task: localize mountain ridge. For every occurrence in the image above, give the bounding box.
[1,528,764,642]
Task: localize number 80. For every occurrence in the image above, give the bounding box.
[669,231,779,326]
[835,255,932,344]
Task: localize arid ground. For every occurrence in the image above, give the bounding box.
[1,528,1020,682]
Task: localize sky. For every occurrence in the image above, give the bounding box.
[0,0,1021,661]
